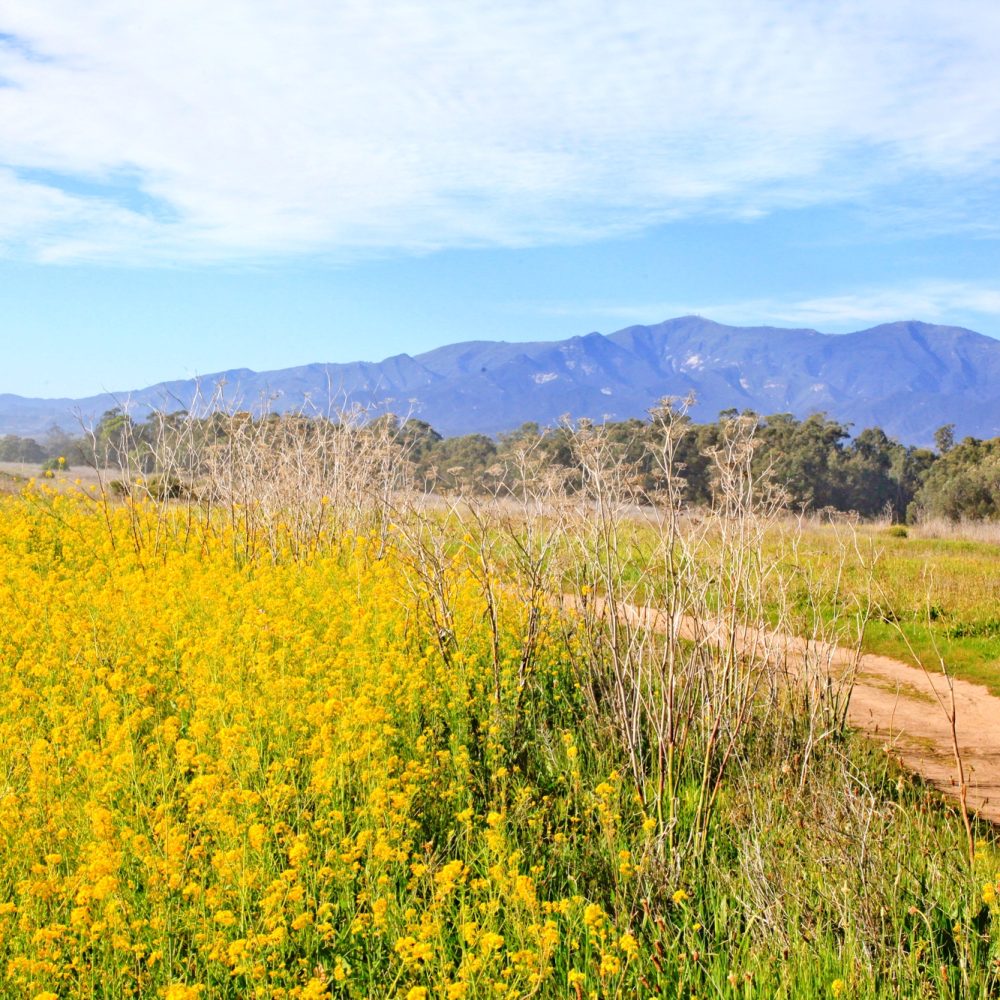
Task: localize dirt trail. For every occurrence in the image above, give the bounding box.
[843,653,1000,823]
[575,596,1000,823]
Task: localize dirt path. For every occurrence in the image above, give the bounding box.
[574,596,1000,824]
[845,653,1000,823]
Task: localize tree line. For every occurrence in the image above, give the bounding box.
[2,405,996,522]
[399,409,995,522]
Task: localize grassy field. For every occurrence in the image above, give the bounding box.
[0,484,997,998]
[566,510,1000,694]
[604,511,1000,692]
[0,463,28,496]
[0,462,111,498]
[758,520,1000,694]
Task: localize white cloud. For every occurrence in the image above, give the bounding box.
[547,281,1000,330]
[751,284,1000,328]
[0,1,998,263]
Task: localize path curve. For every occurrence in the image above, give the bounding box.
[570,595,1000,824]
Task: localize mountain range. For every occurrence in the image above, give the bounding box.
[3,316,999,445]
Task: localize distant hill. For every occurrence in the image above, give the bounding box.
[3,317,999,445]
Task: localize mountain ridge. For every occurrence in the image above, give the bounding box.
[2,317,999,446]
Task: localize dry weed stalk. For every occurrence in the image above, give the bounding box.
[390,435,569,743]
[874,575,977,867]
[553,407,755,868]
[82,386,414,564]
[554,404,875,880]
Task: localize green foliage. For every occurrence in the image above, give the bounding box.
[15,406,1000,522]
[935,423,956,454]
[915,437,1000,521]
[40,455,69,473]
[0,434,46,463]
[0,429,89,466]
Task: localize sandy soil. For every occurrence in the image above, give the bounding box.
[571,595,1000,824]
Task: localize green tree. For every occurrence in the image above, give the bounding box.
[0,435,46,463]
[933,423,956,454]
[914,436,1000,521]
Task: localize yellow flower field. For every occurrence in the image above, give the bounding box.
[0,487,996,998]
[0,491,647,998]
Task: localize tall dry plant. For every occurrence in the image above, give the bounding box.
[554,403,870,880]
[389,433,569,748]
[82,387,415,564]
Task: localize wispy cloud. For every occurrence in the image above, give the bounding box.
[0,2,998,263]
[543,281,1000,331]
[744,284,1000,328]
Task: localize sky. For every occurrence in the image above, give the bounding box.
[1,1,999,397]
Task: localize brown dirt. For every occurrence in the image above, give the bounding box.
[571,595,1000,824]
[846,652,1000,823]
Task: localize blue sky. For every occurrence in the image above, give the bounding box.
[1,1,999,397]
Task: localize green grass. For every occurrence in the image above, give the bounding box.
[765,524,1000,693]
[581,513,1000,692]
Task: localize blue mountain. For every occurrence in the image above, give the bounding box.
[2,317,998,445]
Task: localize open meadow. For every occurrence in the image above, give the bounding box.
[634,516,1000,696]
[764,521,1000,695]
[1,415,999,999]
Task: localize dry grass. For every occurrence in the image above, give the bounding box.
[910,515,1000,546]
